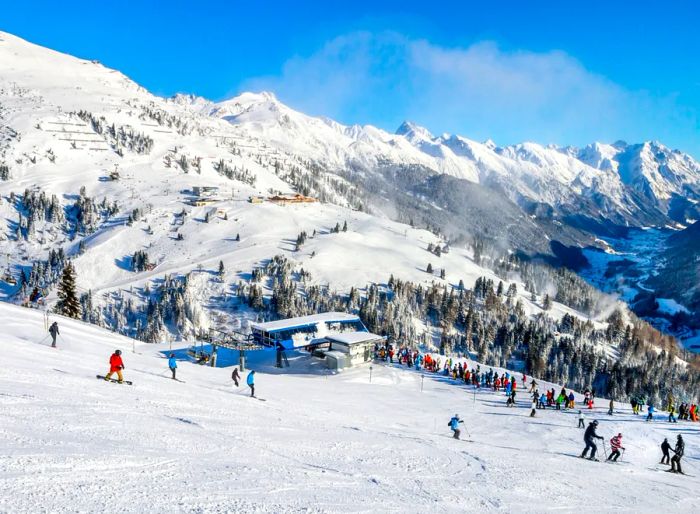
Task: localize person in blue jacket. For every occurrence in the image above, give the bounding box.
[168,353,177,380]
[448,414,464,439]
[646,405,655,422]
[247,370,256,397]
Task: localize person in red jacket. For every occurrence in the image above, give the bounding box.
[607,433,625,462]
[105,349,125,383]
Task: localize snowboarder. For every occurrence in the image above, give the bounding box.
[448,414,464,439]
[49,321,59,348]
[578,410,585,428]
[580,420,604,460]
[530,399,537,417]
[670,435,684,474]
[231,367,240,387]
[660,438,671,465]
[607,433,625,462]
[246,370,256,397]
[168,353,177,380]
[608,399,614,416]
[104,349,125,383]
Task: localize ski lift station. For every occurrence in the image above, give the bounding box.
[251,312,385,370]
[181,312,385,371]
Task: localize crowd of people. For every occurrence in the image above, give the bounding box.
[370,343,697,476]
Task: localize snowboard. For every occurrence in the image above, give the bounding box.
[97,375,133,385]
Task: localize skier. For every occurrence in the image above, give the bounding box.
[231,367,240,387]
[670,435,684,474]
[168,353,177,380]
[48,321,59,348]
[530,398,537,417]
[660,438,671,465]
[578,410,585,428]
[538,393,546,409]
[448,414,464,439]
[668,405,677,423]
[608,399,614,416]
[246,370,256,397]
[607,433,625,462]
[104,349,125,383]
[580,420,604,460]
[646,405,655,422]
[555,392,565,411]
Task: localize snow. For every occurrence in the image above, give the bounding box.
[2,302,699,513]
[657,298,690,315]
[326,332,384,344]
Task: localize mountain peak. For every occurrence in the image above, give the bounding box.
[396,121,434,141]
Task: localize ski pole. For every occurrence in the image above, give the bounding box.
[602,439,608,460]
[620,448,625,462]
[38,335,49,344]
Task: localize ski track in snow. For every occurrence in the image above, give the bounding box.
[0,303,698,513]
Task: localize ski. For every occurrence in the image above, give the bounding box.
[664,469,693,476]
[250,397,266,402]
[96,374,133,385]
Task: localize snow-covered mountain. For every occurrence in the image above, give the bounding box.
[2,30,700,347]
[0,30,588,333]
[201,93,700,231]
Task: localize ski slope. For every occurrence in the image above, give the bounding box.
[2,303,698,513]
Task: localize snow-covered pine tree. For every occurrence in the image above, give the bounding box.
[56,262,81,319]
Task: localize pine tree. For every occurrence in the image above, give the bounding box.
[56,262,81,319]
[426,263,433,274]
[543,294,552,311]
[342,220,348,232]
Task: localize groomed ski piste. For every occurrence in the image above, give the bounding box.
[1,302,698,514]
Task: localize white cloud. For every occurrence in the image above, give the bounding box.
[241,31,698,152]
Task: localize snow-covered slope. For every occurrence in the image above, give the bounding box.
[2,302,698,513]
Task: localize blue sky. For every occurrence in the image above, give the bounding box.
[3,1,699,155]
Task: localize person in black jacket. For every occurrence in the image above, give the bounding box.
[581,420,604,460]
[660,438,671,465]
[670,435,685,473]
[49,321,59,348]
[231,367,241,387]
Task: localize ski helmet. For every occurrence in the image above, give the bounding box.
[455,413,459,417]
[115,349,122,355]
[592,420,599,425]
